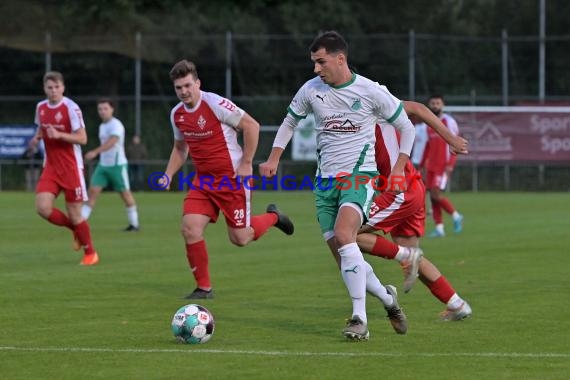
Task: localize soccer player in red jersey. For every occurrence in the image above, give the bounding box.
[419,94,464,237]
[357,100,472,321]
[160,60,294,299]
[29,71,99,266]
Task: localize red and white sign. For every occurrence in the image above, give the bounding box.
[453,112,570,162]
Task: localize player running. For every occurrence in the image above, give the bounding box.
[29,71,99,266]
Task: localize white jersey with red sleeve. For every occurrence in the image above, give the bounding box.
[170,91,245,178]
[34,96,86,181]
[422,113,459,172]
[375,123,419,187]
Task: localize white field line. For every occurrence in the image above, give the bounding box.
[0,346,568,358]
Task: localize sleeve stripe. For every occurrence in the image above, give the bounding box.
[386,102,404,123]
[287,106,307,120]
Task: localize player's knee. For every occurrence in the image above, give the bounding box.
[36,204,51,219]
[229,234,250,247]
[181,225,202,242]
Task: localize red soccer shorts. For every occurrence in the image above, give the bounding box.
[425,170,449,191]
[183,178,252,229]
[36,166,88,203]
[366,178,426,237]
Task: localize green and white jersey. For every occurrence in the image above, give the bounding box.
[98,117,127,166]
[288,73,403,177]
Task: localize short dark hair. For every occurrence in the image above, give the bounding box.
[97,98,115,108]
[43,71,64,84]
[309,31,348,56]
[169,59,199,81]
[428,94,445,102]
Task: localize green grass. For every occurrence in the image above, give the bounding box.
[1,191,569,379]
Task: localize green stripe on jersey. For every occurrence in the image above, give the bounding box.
[287,106,307,120]
[386,102,404,123]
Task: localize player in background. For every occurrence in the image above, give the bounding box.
[419,94,464,237]
[260,31,416,341]
[29,71,99,266]
[410,121,428,168]
[356,100,472,321]
[81,99,140,231]
[160,59,294,300]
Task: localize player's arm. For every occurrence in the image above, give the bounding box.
[235,112,260,178]
[161,139,188,190]
[29,126,43,149]
[259,113,299,178]
[385,102,415,191]
[403,101,468,155]
[46,126,87,145]
[85,136,119,161]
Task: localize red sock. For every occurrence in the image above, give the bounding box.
[73,221,95,255]
[368,236,399,259]
[48,208,73,229]
[186,240,211,290]
[431,199,443,224]
[250,213,278,240]
[438,197,455,214]
[426,275,456,304]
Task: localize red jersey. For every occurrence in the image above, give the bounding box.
[375,124,420,187]
[170,91,245,179]
[420,113,459,172]
[34,97,86,186]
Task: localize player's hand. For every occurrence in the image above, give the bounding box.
[84,150,97,161]
[158,174,171,191]
[234,161,253,178]
[449,136,469,155]
[45,126,61,139]
[259,160,279,178]
[387,171,407,193]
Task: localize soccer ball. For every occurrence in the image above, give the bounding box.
[171,304,215,344]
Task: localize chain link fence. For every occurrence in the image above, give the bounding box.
[1,32,569,191]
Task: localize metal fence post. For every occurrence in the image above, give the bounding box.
[135,32,142,137]
[45,32,52,72]
[539,0,546,103]
[408,29,415,100]
[501,29,509,106]
[225,31,232,99]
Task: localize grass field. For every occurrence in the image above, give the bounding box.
[1,191,569,379]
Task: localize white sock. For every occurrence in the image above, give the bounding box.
[126,206,139,227]
[364,261,393,306]
[81,204,92,219]
[338,242,367,323]
[447,293,464,309]
[452,211,461,220]
[436,223,445,234]
[394,246,410,262]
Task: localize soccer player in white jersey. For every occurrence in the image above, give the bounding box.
[357,101,472,321]
[29,71,99,266]
[81,99,140,231]
[160,60,294,300]
[260,31,417,341]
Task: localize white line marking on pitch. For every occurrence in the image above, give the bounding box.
[0,346,568,358]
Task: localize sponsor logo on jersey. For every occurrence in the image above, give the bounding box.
[324,119,361,133]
